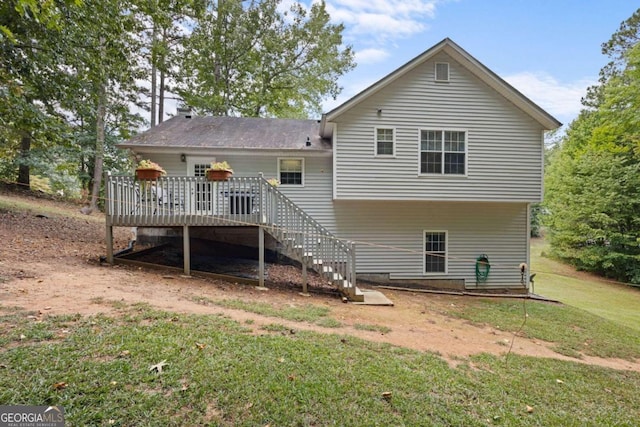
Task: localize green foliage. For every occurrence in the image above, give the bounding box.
[530,203,544,237]
[544,10,640,284]
[177,0,355,118]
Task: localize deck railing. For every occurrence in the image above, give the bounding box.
[105,174,357,296]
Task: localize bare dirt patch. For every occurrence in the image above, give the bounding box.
[1,189,639,372]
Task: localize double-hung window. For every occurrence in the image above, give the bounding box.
[420,130,466,175]
[278,158,304,186]
[424,231,447,274]
[375,128,394,156]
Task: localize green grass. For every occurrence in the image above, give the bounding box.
[1,306,639,426]
[444,297,640,359]
[531,237,640,331]
[354,323,392,334]
[214,298,342,327]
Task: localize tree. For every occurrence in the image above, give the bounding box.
[544,9,640,284]
[177,0,354,118]
[138,0,195,126]
[0,0,77,189]
[58,0,145,210]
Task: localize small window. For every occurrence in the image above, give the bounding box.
[193,163,208,177]
[375,128,394,156]
[424,231,447,274]
[435,62,449,82]
[420,130,466,175]
[278,158,304,186]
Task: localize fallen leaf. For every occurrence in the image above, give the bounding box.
[119,350,130,358]
[53,382,68,390]
[149,360,168,373]
[556,379,564,384]
[181,383,189,392]
[382,391,392,400]
[526,405,534,413]
[278,357,285,363]
[19,334,26,340]
[195,342,206,350]
[287,374,296,381]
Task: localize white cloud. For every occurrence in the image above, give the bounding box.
[504,72,595,123]
[355,48,390,65]
[324,0,439,41]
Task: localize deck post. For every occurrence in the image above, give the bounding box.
[301,262,308,295]
[183,225,191,275]
[257,225,266,289]
[105,224,114,265]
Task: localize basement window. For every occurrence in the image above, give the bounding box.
[424,231,447,274]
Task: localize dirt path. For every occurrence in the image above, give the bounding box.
[1,190,639,372]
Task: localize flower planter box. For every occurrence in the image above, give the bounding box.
[206,169,233,181]
[135,168,164,180]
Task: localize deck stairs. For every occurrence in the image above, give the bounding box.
[260,182,365,302]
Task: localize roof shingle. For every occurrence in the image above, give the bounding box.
[120,115,330,150]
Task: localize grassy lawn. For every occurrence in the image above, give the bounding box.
[443,296,640,360]
[2,193,640,425]
[530,237,640,332]
[1,304,639,426]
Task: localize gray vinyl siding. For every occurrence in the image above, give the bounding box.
[136,151,337,227]
[132,151,526,288]
[332,51,545,202]
[332,201,528,289]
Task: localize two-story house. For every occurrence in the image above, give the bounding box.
[106,38,560,301]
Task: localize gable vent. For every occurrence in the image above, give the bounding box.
[435,62,449,82]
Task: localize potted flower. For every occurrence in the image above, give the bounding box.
[135,159,166,180]
[205,161,233,181]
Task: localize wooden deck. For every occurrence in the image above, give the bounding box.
[104,174,363,301]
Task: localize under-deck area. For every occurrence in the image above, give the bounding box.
[104,174,375,302]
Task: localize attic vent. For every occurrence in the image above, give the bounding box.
[435,62,449,82]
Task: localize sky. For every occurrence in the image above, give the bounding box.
[310,0,639,127]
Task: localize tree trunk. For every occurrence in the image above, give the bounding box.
[18,132,31,188]
[159,67,165,124]
[89,83,107,211]
[150,25,157,127]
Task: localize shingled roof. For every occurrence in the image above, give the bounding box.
[120,114,331,151]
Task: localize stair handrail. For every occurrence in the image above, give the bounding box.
[257,176,356,294]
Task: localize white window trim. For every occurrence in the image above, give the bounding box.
[423,230,448,275]
[277,157,305,187]
[435,62,450,82]
[374,127,396,158]
[417,128,468,177]
[187,156,216,176]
